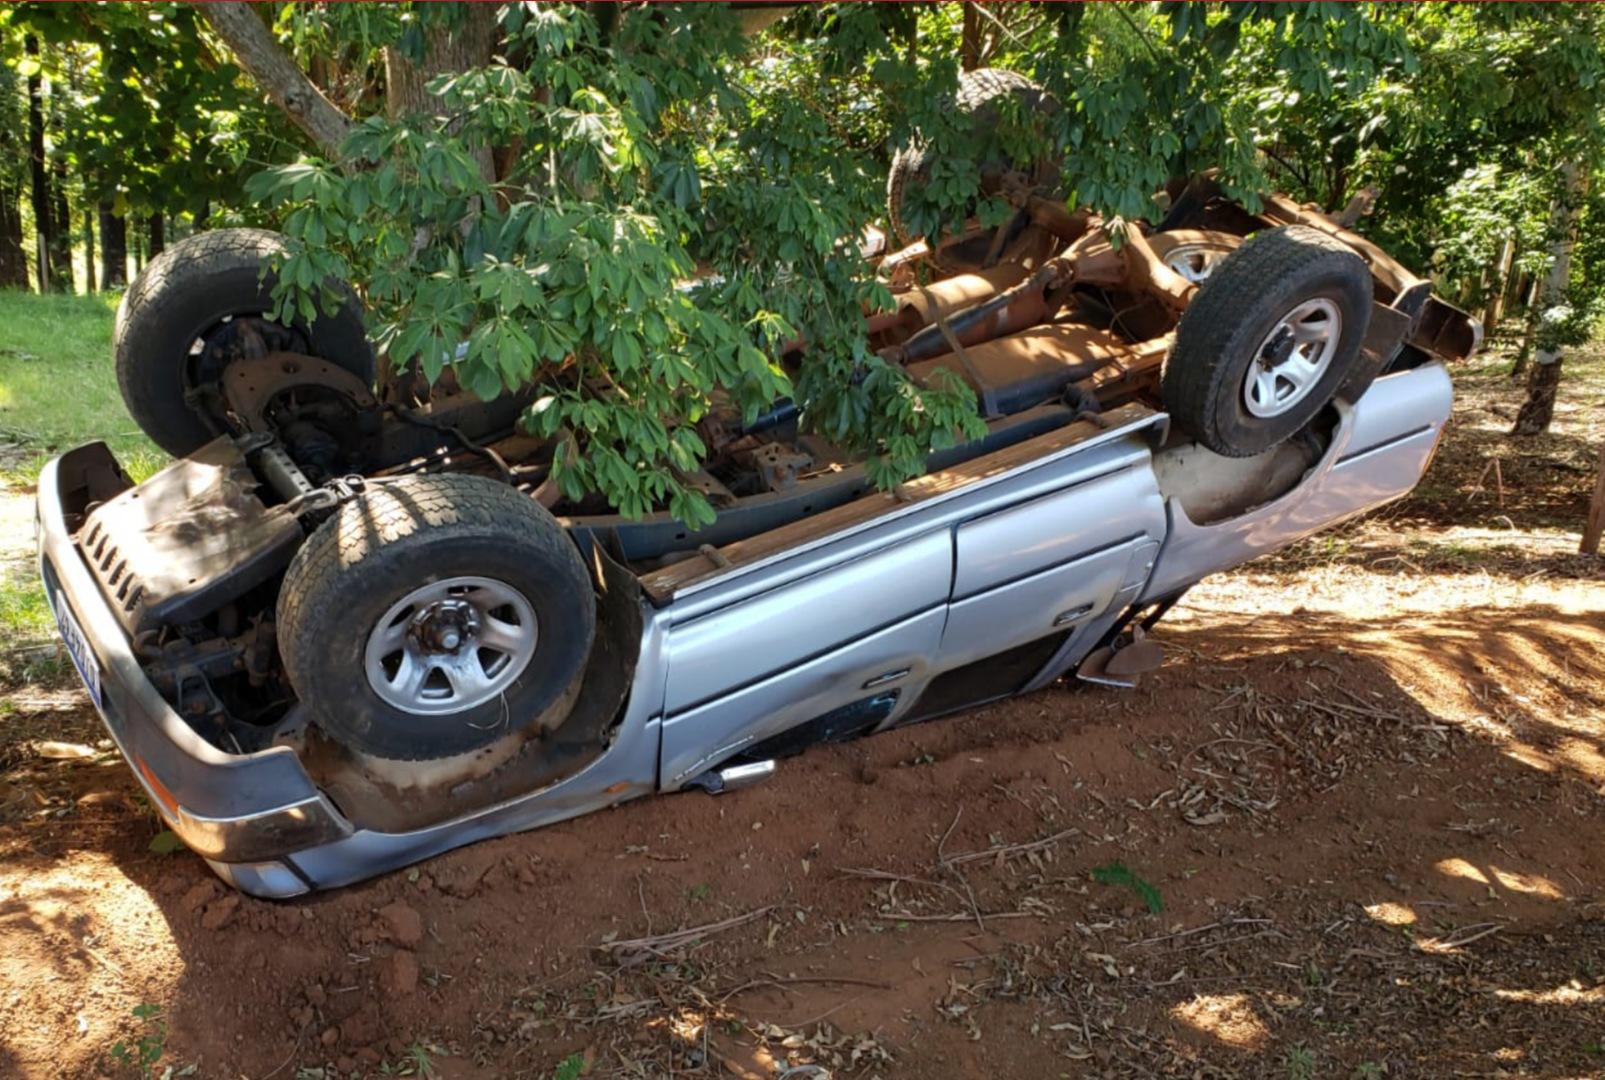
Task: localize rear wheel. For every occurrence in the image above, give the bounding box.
[115,228,374,456]
[277,474,595,761]
[1162,225,1372,457]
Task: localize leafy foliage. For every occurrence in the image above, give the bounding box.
[1,3,289,222]
[108,1003,167,1079]
[11,2,1605,507]
[251,4,991,523]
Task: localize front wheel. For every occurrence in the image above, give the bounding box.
[276,474,596,761]
[1161,225,1372,457]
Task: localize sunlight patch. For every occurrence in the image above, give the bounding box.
[1362,901,1416,926]
[1493,982,1605,1006]
[1435,856,1490,885]
[1488,866,1565,899]
[0,852,183,1076]
[1433,857,1564,899]
[1502,744,1557,773]
[1557,737,1605,782]
[1171,992,1270,1050]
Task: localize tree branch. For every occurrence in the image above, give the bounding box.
[198,2,352,159]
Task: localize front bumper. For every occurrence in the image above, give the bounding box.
[35,443,352,890]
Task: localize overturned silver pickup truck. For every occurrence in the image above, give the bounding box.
[36,161,1477,897]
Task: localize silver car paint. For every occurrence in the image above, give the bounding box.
[202,362,1456,897]
[1139,361,1452,602]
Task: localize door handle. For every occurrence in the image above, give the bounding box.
[862,668,910,689]
[1053,603,1094,627]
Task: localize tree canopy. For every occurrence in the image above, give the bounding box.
[4,1,1605,518]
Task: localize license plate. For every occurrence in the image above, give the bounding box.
[50,592,103,710]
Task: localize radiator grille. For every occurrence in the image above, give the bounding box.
[80,519,145,620]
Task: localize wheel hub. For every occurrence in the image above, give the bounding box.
[411,599,480,654]
[1162,243,1231,284]
[1242,297,1342,419]
[1259,326,1297,368]
[363,576,539,716]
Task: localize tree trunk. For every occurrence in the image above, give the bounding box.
[1513,357,1563,436]
[1508,276,1541,379]
[0,182,24,288]
[49,157,72,293]
[0,69,25,288]
[1483,233,1516,332]
[26,34,52,293]
[82,204,95,293]
[961,3,983,71]
[384,4,498,181]
[1513,161,1586,437]
[383,6,497,117]
[148,212,165,257]
[200,2,353,159]
[99,201,127,288]
[1583,442,1605,556]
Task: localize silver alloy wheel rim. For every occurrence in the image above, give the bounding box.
[1162,242,1233,284]
[1242,297,1342,419]
[363,576,538,716]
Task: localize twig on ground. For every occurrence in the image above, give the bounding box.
[718,974,894,1003]
[1417,922,1503,952]
[637,874,652,938]
[256,1022,311,1080]
[937,806,963,863]
[873,910,1040,923]
[599,905,773,966]
[1130,918,1276,947]
[939,828,1082,868]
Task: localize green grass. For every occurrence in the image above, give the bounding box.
[0,289,165,489]
[0,569,54,642]
[0,290,168,650]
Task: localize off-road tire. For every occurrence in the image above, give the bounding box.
[887,68,1060,250]
[1162,225,1372,457]
[277,474,596,761]
[115,228,374,456]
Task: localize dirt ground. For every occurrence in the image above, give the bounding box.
[1,345,1602,1079]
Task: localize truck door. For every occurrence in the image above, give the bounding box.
[911,441,1165,717]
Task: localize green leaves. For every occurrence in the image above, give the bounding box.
[1091,861,1164,914]
[148,830,184,855]
[251,1,1589,528]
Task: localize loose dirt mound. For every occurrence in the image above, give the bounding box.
[2,346,1602,1079]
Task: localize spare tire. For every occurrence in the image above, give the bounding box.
[1146,229,1242,285]
[277,474,596,761]
[887,68,1060,252]
[1162,225,1372,458]
[115,228,374,457]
